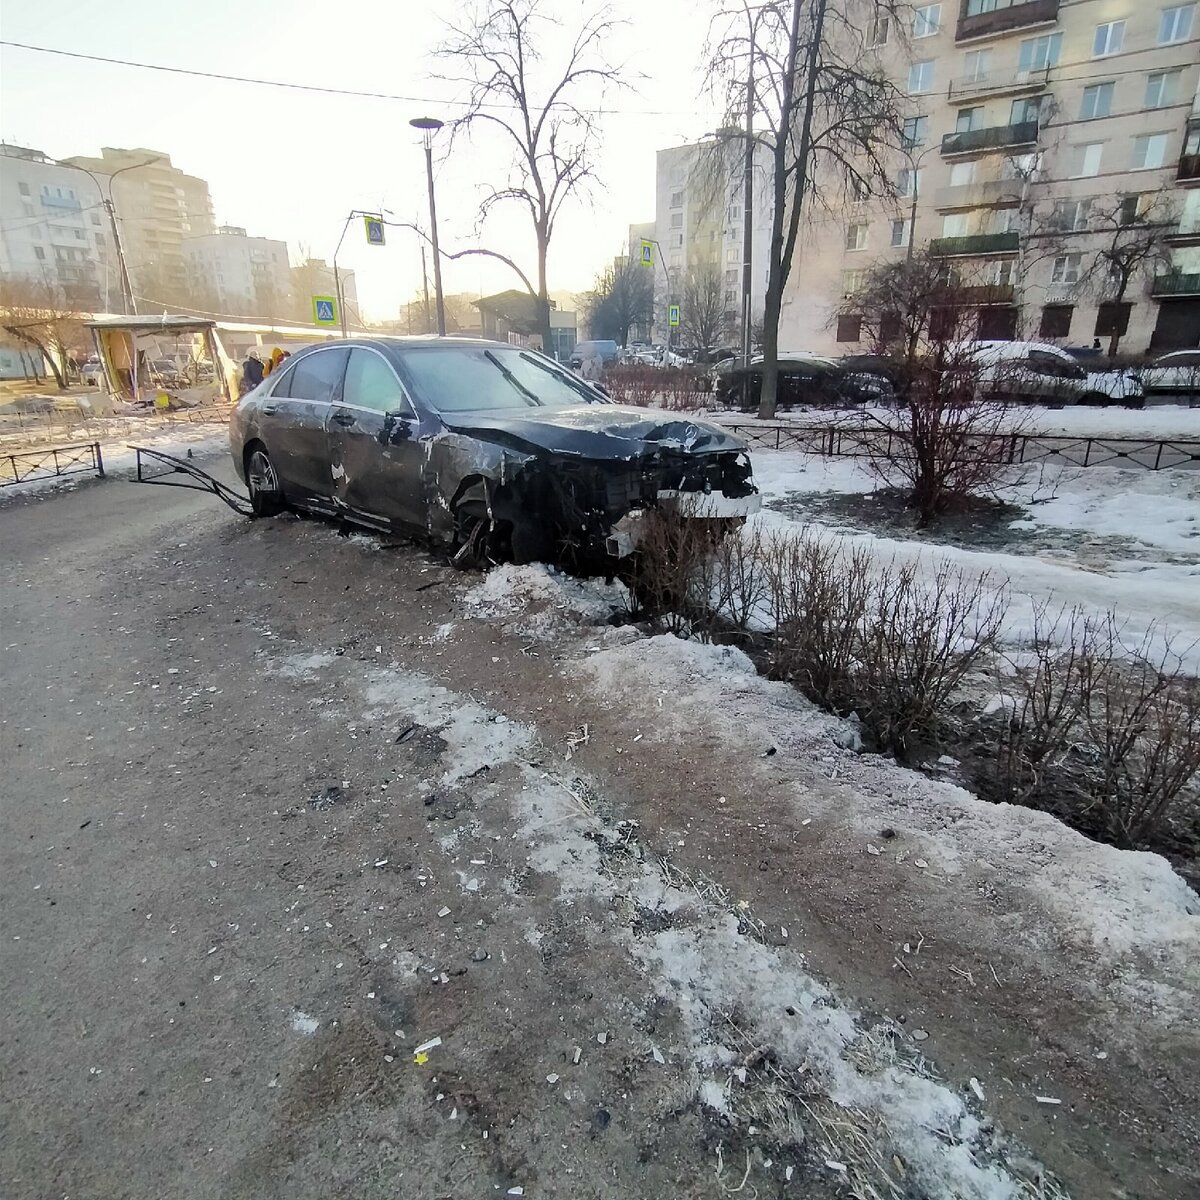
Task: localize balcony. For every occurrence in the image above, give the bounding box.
[941,120,1039,156]
[956,0,1059,41]
[1151,273,1200,297]
[930,232,1020,257]
[934,179,1024,209]
[1178,153,1200,184]
[948,65,1048,101]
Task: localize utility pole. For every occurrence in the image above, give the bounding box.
[410,117,446,336]
[741,38,755,366]
[420,243,432,333]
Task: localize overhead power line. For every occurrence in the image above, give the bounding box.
[0,39,683,118]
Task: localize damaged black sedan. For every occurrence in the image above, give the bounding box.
[230,337,759,566]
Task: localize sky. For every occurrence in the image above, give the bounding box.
[0,0,728,321]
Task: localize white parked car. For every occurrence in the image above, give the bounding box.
[1140,350,1200,404]
[954,340,1144,407]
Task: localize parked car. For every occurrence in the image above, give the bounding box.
[230,338,759,566]
[956,340,1144,407]
[81,357,105,386]
[568,339,620,371]
[715,353,880,409]
[1140,350,1200,404]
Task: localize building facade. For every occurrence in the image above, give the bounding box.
[653,140,774,346]
[0,143,116,308]
[778,0,1200,354]
[184,226,291,319]
[64,147,215,307]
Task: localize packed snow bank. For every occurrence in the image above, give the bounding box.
[582,634,1200,1013]
[463,563,630,638]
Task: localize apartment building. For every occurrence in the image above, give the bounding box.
[289,258,358,325]
[0,143,116,307]
[780,0,1200,353]
[64,147,215,306]
[653,140,774,345]
[184,226,291,319]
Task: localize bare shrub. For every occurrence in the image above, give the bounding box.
[992,610,1200,849]
[711,523,769,631]
[625,509,718,637]
[854,560,1008,758]
[601,365,656,407]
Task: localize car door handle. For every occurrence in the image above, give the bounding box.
[331,411,356,426]
[262,403,279,414]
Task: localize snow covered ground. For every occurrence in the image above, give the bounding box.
[750,450,1200,659]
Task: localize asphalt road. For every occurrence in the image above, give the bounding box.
[2,458,1197,1200]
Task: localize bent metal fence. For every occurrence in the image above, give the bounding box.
[723,423,1200,471]
[1,442,104,488]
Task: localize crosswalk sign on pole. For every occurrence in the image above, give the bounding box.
[640,239,654,267]
[313,295,338,325]
[668,304,681,327]
[363,215,386,246]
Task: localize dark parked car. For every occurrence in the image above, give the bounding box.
[230,338,759,566]
[568,339,620,370]
[716,354,885,410]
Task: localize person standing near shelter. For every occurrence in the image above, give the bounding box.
[241,349,264,395]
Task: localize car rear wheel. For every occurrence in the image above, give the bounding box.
[246,445,285,517]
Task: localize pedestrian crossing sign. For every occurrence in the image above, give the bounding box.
[313,295,338,325]
[640,239,654,266]
[363,216,386,246]
[668,304,681,327]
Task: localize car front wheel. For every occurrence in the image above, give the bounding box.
[246,445,285,517]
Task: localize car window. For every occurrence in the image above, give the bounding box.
[286,347,349,403]
[343,349,413,415]
[400,346,600,413]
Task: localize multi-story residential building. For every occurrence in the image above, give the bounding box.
[653,140,774,345]
[779,0,1200,353]
[64,147,215,306]
[184,226,291,319]
[0,143,115,307]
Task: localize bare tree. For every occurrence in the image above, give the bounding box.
[707,0,904,419]
[1085,193,1177,356]
[0,277,90,390]
[840,251,1027,526]
[582,258,654,345]
[438,0,623,353]
[677,264,732,356]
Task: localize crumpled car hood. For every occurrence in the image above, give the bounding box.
[440,404,747,459]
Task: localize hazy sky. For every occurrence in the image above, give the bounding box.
[0,0,726,319]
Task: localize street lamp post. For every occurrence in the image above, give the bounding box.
[409,117,446,337]
[54,156,157,315]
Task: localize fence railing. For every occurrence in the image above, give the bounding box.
[724,423,1200,471]
[0,404,232,453]
[1,442,104,488]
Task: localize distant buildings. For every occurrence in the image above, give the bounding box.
[289,258,358,325]
[185,226,291,319]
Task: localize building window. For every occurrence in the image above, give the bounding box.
[726,248,739,263]
[1093,21,1126,57]
[725,269,738,285]
[670,190,683,207]
[836,314,863,342]
[33,245,45,260]
[1132,133,1170,169]
[1051,199,1092,231]
[1159,4,1195,43]
[841,269,867,295]
[956,107,984,133]
[18,181,30,196]
[913,4,941,37]
[962,49,991,83]
[74,229,86,240]
[1080,83,1114,119]
[891,219,910,248]
[669,253,682,268]
[869,15,889,46]
[949,160,976,186]
[908,60,935,94]
[1051,253,1084,284]
[1118,193,1149,225]
[845,222,869,251]
[1018,33,1062,73]
[902,116,929,148]
[1145,70,1181,108]
[729,205,740,220]
[671,232,683,247]
[1010,94,1045,125]
[1071,142,1105,177]
[1039,305,1073,338]
[724,289,736,303]
[1095,301,1133,337]
[670,212,683,228]
[982,259,1014,286]
[897,167,922,197]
